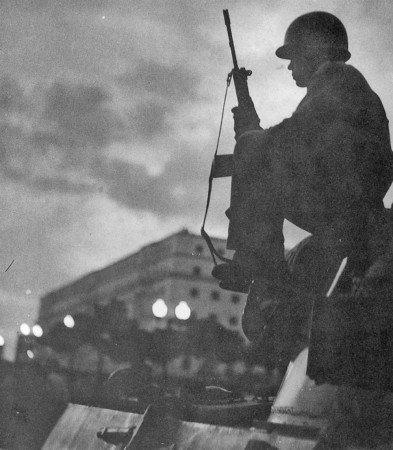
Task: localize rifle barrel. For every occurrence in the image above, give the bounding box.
[223,9,239,70]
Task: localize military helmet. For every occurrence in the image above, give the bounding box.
[276,11,351,61]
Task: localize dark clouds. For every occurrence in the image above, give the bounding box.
[0,77,122,194]
[0,7,210,222]
[119,61,199,100]
[130,101,168,140]
[0,76,26,113]
[43,81,125,150]
[119,60,201,140]
[0,69,209,219]
[92,145,208,217]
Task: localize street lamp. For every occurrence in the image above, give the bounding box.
[20,323,30,336]
[152,299,168,318]
[17,325,35,362]
[175,301,191,320]
[32,324,43,338]
[64,314,75,328]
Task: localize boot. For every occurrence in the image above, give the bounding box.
[211,249,262,293]
[211,262,252,293]
[212,216,288,290]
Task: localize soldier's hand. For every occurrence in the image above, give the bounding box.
[233,129,269,178]
[232,106,261,141]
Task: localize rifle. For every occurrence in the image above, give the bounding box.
[201,9,261,263]
[201,9,261,274]
[212,9,261,179]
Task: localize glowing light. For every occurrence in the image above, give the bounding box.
[152,299,168,318]
[175,301,191,320]
[63,315,75,328]
[25,289,32,295]
[20,323,30,335]
[32,325,43,338]
[0,336,4,346]
[27,350,34,359]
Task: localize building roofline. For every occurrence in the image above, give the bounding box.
[41,228,226,301]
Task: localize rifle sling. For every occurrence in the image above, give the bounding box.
[201,73,233,266]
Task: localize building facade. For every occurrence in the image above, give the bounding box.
[38,229,248,337]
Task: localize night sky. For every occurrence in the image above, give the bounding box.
[1,0,393,359]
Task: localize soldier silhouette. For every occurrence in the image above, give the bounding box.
[213,11,393,449]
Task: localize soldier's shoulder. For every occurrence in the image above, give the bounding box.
[312,61,371,90]
[236,129,270,146]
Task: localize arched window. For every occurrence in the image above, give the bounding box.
[231,294,240,304]
[192,266,201,276]
[211,290,220,301]
[190,287,200,298]
[229,316,238,326]
[194,244,204,255]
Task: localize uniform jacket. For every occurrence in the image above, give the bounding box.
[270,61,392,235]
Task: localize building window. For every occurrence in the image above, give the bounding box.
[229,316,238,326]
[194,244,204,255]
[182,355,191,370]
[211,290,220,301]
[190,287,200,298]
[192,266,201,276]
[231,294,240,304]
